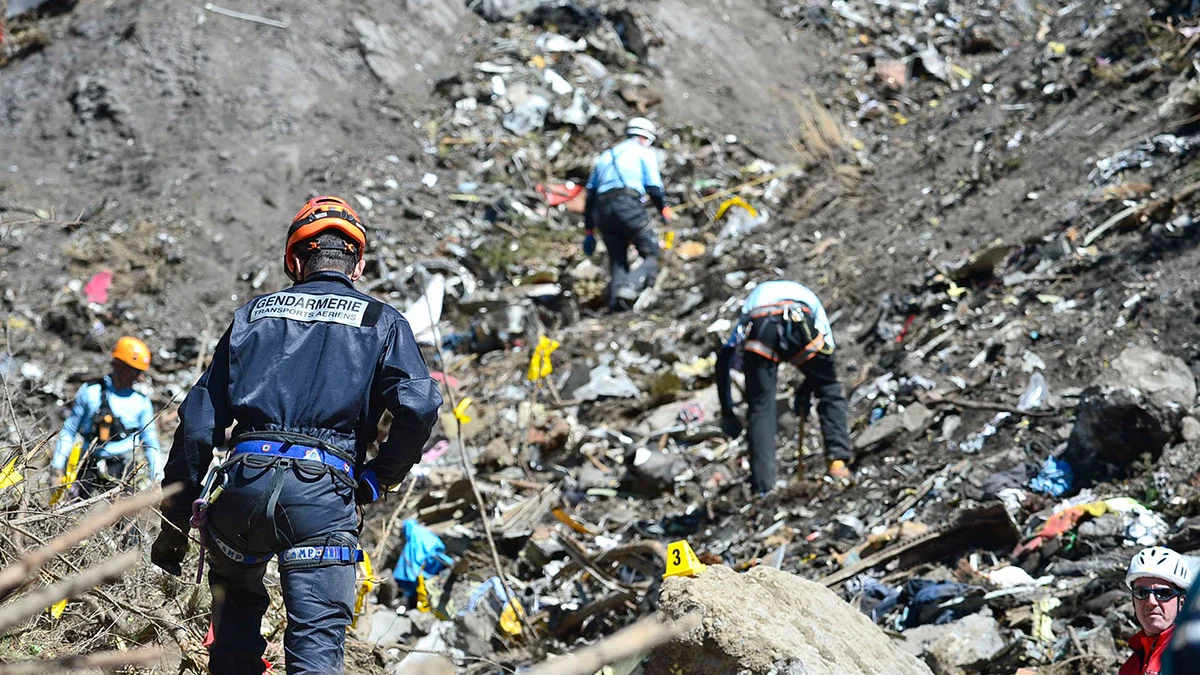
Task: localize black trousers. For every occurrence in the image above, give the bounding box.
[597,192,659,310]
[77,453,130,498]
[743,318,851,494]
[205,459,359,675]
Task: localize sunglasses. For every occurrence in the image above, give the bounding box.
[1132,586,1185,602]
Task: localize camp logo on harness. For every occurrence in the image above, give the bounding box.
[283,546,339,563]
[249,292,369,327]
[213,535,265,564]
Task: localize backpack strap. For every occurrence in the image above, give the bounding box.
[88,377,131,445]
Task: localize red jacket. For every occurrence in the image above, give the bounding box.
[1119,625,1175,675]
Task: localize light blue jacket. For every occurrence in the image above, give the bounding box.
[725,280,836,349]
[586,137,664,195]
[53,375,162,480]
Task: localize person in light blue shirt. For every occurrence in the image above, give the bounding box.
[715,280,852,492]
[740,281,837,350]
[583,116,675,311]
[52,336,161,494]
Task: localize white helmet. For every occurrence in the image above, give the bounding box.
[1126,546,1193,590]
[625,117,657,141]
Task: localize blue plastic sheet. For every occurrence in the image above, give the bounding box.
[392,519,454,589]
[1029,456,1074,497]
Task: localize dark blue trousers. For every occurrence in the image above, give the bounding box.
[597,192,659,310]
[204,458,359,675]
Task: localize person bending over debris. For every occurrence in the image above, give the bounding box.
[52,336,161,496]
[1121,546,1193,675]
[715,280,852,493]
[152,196,442,675]
[583,116,674,311]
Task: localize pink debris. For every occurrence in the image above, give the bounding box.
[422,439,450,463]
[83,270,113,304]
[430,371,460,388]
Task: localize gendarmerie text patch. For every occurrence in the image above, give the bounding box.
[249,292,369,327]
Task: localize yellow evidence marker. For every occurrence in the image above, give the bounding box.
[663,540,707,579]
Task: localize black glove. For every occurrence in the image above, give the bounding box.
[356,468,383,505]
[583,231,597,256]
[151,521,189,576]
[720,411,743,439]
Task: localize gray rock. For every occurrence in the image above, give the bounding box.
[469,0,546,21]
[625,447,690,496]
[650,565,933,675]
[367,611,413,647]
[902,403,934,433]
[353,17,406,87]
[575,463,620,492]
[1182,416,1200,442]
[1077,512,1125,541]
[1109,346,1197,409]
[854,414,903,450]
[900,611,1006,675]
[390,620,456,675]
[6,0,53,18]
[1159,441,1200,479]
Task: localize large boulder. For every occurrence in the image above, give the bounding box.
[648,565,934,675]
[1063,386,1183,484]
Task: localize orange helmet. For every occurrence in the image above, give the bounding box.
[284,196,367,280]
[112,336,151,371]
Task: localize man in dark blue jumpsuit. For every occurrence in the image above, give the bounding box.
[151,196,442,674]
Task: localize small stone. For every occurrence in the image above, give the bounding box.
[1183,416,1200,442]
[902,403,933,433]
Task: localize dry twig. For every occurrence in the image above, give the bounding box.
[0,646,164,674]
[0,484,181,599]
[373,478,419,562]
[0,550,138,635]
[916,390,1057,417]
[8,487,121,525]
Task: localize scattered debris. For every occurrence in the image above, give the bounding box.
[6,0,1200,673]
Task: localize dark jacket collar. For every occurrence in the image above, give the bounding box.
[297,270,355,288]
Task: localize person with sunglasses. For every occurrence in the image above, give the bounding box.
[1121,546,1194,675]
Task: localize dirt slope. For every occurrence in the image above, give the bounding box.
[5,0,1200,672]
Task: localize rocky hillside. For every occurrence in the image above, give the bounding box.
[4,0,1200,673]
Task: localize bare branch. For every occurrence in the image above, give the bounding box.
[0,550,138,635]
[0,484,180,600]
[7,487,122,526]
[0,646,163,674]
